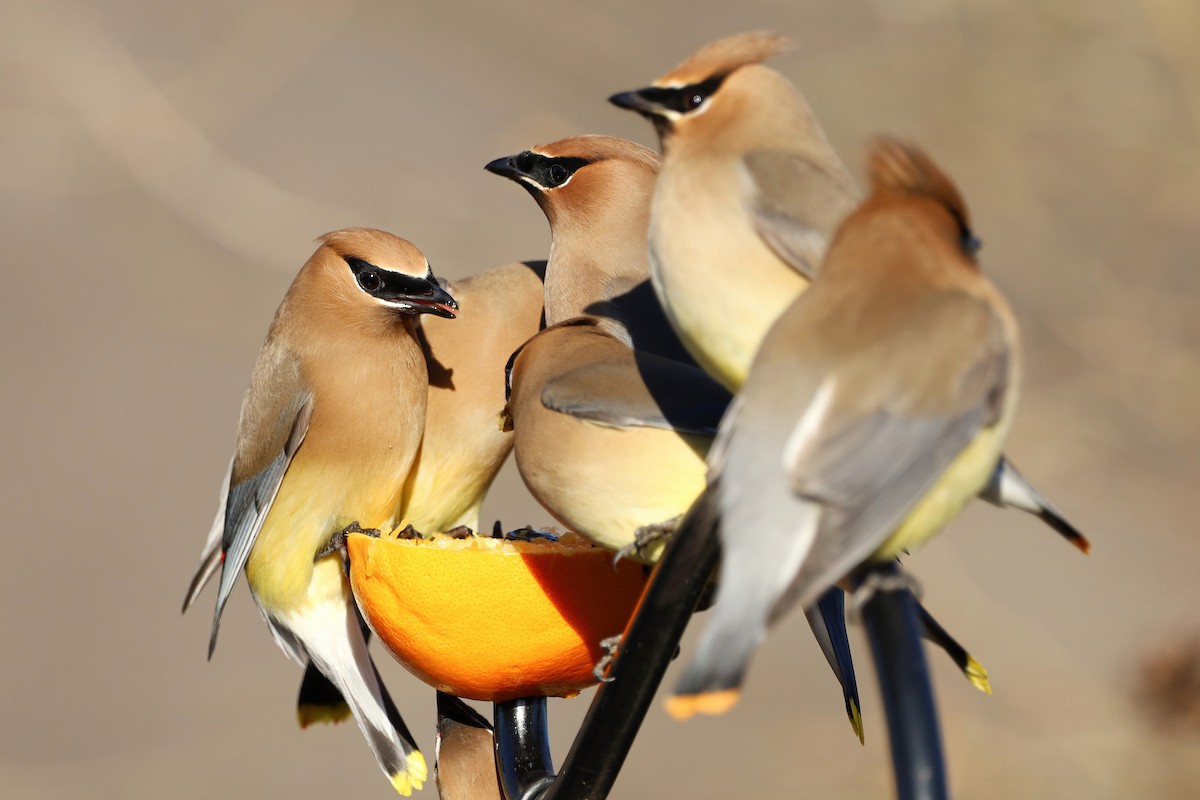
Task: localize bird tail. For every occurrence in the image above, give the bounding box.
[667,610,762,720]
[286,600,427,795]
[807,588,864,743]
[980,459,1091,554]
[297,661,352,728]
[916,602,991,695]
[668,500,819,719]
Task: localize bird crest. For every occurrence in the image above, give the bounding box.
[867,137,971,232]
[658,31,794,86]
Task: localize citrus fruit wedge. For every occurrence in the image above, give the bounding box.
[347,531,649,702]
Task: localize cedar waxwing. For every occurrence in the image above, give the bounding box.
[486,135,722,559]
[402,259,548,534]
[486,134,866,739]
[609,31,857,391]
[183,228,458,794]
[295,259,548,727]
[434,692,501,800]
[610,31,1089,555]
[667,139,1019,719]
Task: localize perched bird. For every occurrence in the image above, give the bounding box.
[487,135,724,563]
[668,139,1021,718]
[609,31,856,391]
[295,259,548,727]
[183,228,458,794]
[485,135,862,736]
[610,31,1088,555]
[401,259,547,535]
[434,692,501,800]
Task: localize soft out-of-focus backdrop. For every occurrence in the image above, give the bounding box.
[2,0,1197,797]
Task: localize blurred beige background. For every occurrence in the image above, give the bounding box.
[2,0,1198,797]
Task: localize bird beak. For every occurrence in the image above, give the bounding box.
[608,89,661,116]
[404,279,459,319]
[484,154,524,181]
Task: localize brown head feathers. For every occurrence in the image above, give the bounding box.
[868,138,971,232]
[658,31,794,86]
[316,228,429,276]
[532,134,659,174]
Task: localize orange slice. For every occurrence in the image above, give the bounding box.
[347,531,649,702]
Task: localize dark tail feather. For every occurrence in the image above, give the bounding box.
[916,603,991,694]
[297,661,351,728]
[435,692,497,800]
[808,588,864,743]
[981,459,1091,554]
[1037,506,1091,554]
[437,691,492,732]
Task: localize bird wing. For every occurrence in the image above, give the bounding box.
[207,341,314,657]
[182,455,233,612]
[742,149,860,280]
[780,295,1011,611]
[540,335,731,436]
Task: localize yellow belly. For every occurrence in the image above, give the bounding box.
[244,458,404,613]
[519,421,710,563]
[874,421,1010,560]
[650,173,809,391]
[399,437,497,535]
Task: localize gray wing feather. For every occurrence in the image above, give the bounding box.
[774,301,1011,613]
[182,456,233,612]
[541,351,731,436]
[207,394,313,657]
[782,409,985,615]
[742,150,860,280]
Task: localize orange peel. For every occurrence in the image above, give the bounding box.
[347,531,649,702]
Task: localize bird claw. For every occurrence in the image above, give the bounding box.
[613,516,680,566]
[593,635,623,683]
[394,524,423,540]
[343,520,382,538]
[847,568,923,620]
[443,525,475,539]
[316,521,379,576]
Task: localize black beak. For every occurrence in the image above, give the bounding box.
[484,154,525,181]
[403,277,458,319]
[608,89,661,116]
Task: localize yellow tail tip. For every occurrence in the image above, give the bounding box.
[849,700,865,745]
[407,751,429,783]
[665,688,741,720]
[296,703,351,729]
[965,656,992,695]
[388,752,428,795]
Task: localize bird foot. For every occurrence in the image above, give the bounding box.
[343,520,381,538]
[847,568,923,619]
[394,524,424,540]
[614,515,680,565]
[316,522,379,575]
[593,635,623,683]
[442,525,475,539]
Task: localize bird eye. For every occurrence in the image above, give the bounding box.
[548,164,569,186]
[963,233,983,257]
[673,75,725,114]
[357,269,383,293]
